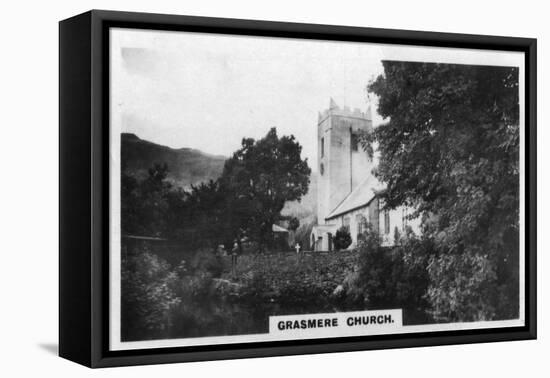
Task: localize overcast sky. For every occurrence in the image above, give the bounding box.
[110,28,524,170]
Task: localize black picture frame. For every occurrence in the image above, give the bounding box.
[59,9,537,368]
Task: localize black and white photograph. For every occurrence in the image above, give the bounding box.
[108,27,526,351]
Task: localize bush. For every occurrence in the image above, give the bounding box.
[288,217,300,232]
[347,226,432,324]
[178,271,215,300]
[190,248,224,277]
[425,240,519,322]
[172,249,222,301]
[333,226,352,250]
[121,248,181,341]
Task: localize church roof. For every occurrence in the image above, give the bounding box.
[325,174,384,220]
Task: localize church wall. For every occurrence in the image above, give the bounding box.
[337,207,368,248]
[316,116,331,225]
[368,197,380,234]
[378,205,421,246]
[330,198,378,249]
[327,115,373,207]
[327,115,353,216]
[326,200,422,249]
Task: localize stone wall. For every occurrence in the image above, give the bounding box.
[221,250,359,296]
[124,238,360,298]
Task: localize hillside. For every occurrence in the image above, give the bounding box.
[281,172,317,221]
[121,133,227,189]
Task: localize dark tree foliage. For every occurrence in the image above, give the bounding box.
[182,179,257,252]
[333,226,352,251]
[365,62,520,321]
[121,248,180,341]
[220,128,311,251]
[351,226,432,325]
[121,169,140,235]
[183,180,227,249]
[121,163,176,237]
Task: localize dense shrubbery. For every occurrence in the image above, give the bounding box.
[122,247,232,341]
[425,234,519,322]
[346,226,432,324]
[345,220,518,323]
[121,248,181,340]
[189,249,224,278]
[334,226,352,250]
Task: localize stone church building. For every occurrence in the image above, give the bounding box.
[311,99,420,251]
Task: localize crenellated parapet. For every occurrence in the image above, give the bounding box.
[318,98,372,124]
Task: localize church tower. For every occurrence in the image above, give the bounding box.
[316,99,373,225]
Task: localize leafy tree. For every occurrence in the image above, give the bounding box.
[220,128,311,251]
[333,226,352,251]
[182,180,227,249]
[365,62,520,321]
[121,163,175,236]
[121,169,140,235]
[162,186,189,238]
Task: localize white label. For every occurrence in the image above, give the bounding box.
[269,309,403,338]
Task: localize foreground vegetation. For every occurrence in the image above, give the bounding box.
[122,228,435,341]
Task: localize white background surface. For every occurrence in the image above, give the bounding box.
[0,0,546,376]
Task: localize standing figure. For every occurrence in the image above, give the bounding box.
[231,240,239,277]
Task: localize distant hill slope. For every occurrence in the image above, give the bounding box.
[121,133,227,189]
[281,172,317,221]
